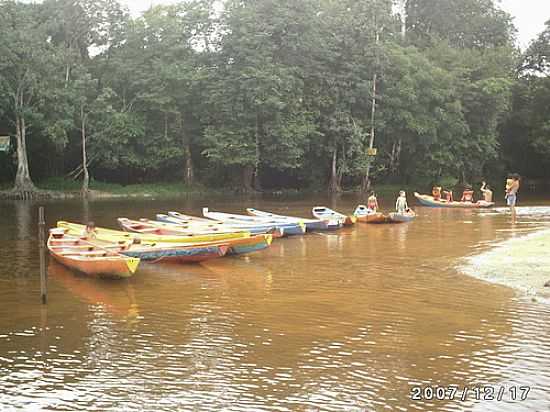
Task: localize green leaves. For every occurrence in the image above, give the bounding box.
[0,0,533,189]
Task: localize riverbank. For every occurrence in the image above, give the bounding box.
[0,178,244,200]
[461,228,550,302]
[0,178,420,200]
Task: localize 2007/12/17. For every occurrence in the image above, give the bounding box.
[410,385,531,401]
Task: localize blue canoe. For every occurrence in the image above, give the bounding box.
[414,192,494,208]
[312,206,357,226]
[246,208,342,231]
[162,211,284,238]
[387,211,416,223]
[203,208,306,236]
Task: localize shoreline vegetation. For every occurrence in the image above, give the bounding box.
[461,228,550,302]
[0,179,512,201]
[0,179,258,200]
[0,178,421,200]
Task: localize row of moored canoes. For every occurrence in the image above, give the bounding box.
[49,205,388,279]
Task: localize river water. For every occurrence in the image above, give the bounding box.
[0,194,549,411]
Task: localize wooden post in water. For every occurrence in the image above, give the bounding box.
[38,206,47,304]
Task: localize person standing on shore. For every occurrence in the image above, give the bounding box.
[505,174,520,215]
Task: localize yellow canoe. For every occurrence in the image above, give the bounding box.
[57,221,251,244]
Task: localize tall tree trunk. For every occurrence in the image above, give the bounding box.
[65,63,70,87]
[13,113,35,193]
[362,68,377,192]
[328,148,341,193]
[184,143,194,186]
[395,138,402,174]
[179,114,194,186]
[81,107,89,197]
[389,138,403,175]
[243,165,255,192]
[337,142,346,189]
[389,140,397,173]
[253,112,261,191]
[399,0,407,40]
[362,20,381,194]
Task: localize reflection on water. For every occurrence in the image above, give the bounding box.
[0,196,549,411]
[48,262,140,322]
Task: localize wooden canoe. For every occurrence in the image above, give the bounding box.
[121,242,229,263]
[58,221,248,244]
[156,213,240,234]
[59,221,270,258]
[312,206,356,226]
[203,208,306,236]
[414,192,495,208]
[47,229,140,278]
[117,217,195,236]
[166,211,284,237]
[204,233,273,255]
[387,211,416,223]
[246,208,342,231]
[353,205,386,223]
[52,226,225,265]
[123,233,272,258]
[121,217,248,237]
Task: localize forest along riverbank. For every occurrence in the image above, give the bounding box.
[461,227,550,301]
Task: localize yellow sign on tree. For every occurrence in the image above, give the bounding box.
[0,136,10,153]
[367,148,377,156]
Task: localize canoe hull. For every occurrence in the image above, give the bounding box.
[224,234,273,255]
[122,244,229,263]
[58,221,247,244]
[387,212,416,223]
[50,253,137,278]
[356,213,386,224]
[203,208,305,236]
[246,208,341,231]
[304,220,340,231]
[164,212,282,236]
[312,206,356,226]
[48,232,139,278]
[414,192,494,208]
[353,205,386,223]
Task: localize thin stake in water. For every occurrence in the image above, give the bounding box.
[38,206,47,304]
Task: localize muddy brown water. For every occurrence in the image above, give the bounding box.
[0,194,549,411]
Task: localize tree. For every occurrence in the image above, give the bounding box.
[406,0,515,49]
[0,1,63,194]
[522,19,550,75]
[203,0,317,191]
[41,0,129,194]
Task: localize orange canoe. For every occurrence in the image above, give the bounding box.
[353,205,386,223]
[48,229,140,279]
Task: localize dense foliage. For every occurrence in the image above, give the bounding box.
[0,0,547,194]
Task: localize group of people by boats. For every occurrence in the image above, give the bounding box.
[353,190,416,224]
[414,174,521,213]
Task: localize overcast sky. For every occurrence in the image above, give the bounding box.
[121,0,550,49]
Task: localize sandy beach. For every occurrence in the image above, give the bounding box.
[461,228,550,301]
